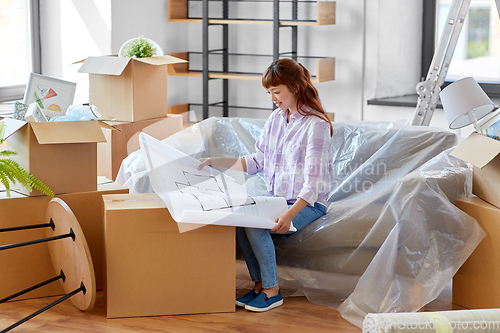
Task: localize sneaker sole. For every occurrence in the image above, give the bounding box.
[235,300,247,307]
[245,299,283,312]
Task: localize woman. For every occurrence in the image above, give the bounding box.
[198,58,333,312]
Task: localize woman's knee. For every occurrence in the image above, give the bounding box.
[291,205,326,231]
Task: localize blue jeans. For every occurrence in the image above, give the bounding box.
[236,202,327,289]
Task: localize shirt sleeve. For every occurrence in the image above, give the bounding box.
[243,114,274,175]
[297,120,332,206]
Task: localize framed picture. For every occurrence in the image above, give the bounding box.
[23,73,76,118]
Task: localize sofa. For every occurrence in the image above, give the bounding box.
[117,117,484,328]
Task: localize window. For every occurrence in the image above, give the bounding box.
[0,0,40,102]
[423,0,500,96]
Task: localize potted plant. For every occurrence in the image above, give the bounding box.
[122,37,158,58]
[119,36,163,58]
[0,122,54,197]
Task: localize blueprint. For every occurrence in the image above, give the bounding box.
[139,132,293,232]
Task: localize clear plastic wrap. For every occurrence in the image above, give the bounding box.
[116,117,485,328]
[363,309,500,333]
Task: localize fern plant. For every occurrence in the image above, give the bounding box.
[0,121,54,198]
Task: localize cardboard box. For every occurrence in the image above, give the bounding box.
[4,119,107,196]
[98,114,183,180]
[453,197,500,309]
[450,132,500,208]
[168,104,193,127]
[0,179,128,301]
[103,193,235,318]
[78,55,187,122]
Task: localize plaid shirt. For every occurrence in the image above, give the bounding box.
[244,107,333,207]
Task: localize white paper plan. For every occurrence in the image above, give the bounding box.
[139,132,294,232]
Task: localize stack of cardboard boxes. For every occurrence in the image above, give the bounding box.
[0,55,184,302]
[1,119,129,300]
[1,53,236,319]
[79,55,236,317]
[451,132,500,308]
[78,54,186,180]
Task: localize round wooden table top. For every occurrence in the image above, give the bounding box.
[45,198,96,311]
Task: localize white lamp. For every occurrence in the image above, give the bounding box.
[439,77,495,133]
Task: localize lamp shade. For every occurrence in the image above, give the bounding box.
[439,76,495,129]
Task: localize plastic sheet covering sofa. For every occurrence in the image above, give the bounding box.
[116,117,485,328]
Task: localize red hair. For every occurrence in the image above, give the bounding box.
[262,58,333,136]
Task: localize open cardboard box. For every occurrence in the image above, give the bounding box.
[2,118,116,196]
[450,132,500,208]
[77,55,187,122]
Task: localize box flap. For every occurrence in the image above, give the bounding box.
[72,55,118,65]
[0,118,28,140]
[133,55,187,66]
[78,56,131,75]
[30,120,107,144]
[450,132,500,168]
[98,120,121,132]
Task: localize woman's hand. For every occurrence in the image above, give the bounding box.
[271,211,294,234]
[271,198,309,234]
[198,157,214,170]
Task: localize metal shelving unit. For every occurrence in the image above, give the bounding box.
[167,0,336,119]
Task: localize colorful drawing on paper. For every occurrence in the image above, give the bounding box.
[34,91,44,109]
[33,85,63,112]
[23,73,76,117]
[43,88,58,99]
[46,104,61,111]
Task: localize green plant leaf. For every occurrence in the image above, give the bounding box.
[0,170,12,197]
[0,158,54,198]
[0,121,6,144]
[0,150,18,158]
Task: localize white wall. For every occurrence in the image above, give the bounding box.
[40,0,111,104]
[39,0,460,133]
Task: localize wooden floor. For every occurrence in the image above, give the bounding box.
[0,290,360,333]
[0,283,466,333]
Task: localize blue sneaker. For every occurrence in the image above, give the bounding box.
[244,290,283,312]
[235,289,259,307]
